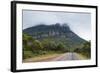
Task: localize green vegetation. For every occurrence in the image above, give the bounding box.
[74,41,91,58]
[23,33,69,59]
[23,24,91,60]
[23,33,91,60]
[23,24,85,50]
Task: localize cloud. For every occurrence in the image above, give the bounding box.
[23,10,91,41]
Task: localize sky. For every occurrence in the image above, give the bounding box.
[23,10,91,41]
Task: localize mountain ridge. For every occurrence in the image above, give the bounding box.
[23,23,86,49]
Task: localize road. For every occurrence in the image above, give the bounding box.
[52,52,86,61]
[44,52,86,62]
[23,52,87,62]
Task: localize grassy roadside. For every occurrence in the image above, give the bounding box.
[77,53,90,60]
[23,52,63,63]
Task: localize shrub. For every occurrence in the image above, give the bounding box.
[57,43,68,52]
[23,51,34,59]
[74,41,91,58]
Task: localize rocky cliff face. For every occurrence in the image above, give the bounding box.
[23,23,86,49]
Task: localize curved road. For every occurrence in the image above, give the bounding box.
[44,52,86,62]
[53,52,85,61]
[24,52,87,62]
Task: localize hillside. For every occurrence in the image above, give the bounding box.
[23,23,86,50]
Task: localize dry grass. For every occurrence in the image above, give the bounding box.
[76,53,89,60]
[23,53,62,63]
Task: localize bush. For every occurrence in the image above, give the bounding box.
[23,51,34,59]
[32,40,43,51]
[74,41,91,58]
[57,43,68,52]
[23,33,69,59]
[41,39,56,51]
[23,33,35,51]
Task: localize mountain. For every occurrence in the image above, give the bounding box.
[23,23,86,50]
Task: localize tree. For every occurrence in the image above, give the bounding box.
[57,43,68,52]
[23,33,36,59]
[74,41,91,58]
[32,40,43,51]
[23,33,35,51]
[41,39,56,51]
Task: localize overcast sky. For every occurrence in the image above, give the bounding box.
[23,10,91,41]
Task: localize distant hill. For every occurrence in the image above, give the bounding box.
[23,23,86,50]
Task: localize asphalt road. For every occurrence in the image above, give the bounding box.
[40,52,86,62]
[23,52,86,62]
[51,52,85,61]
